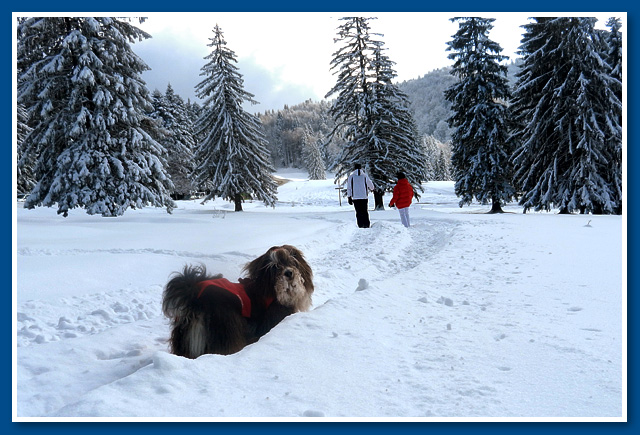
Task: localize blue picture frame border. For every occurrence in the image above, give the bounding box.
[7,0,635,432]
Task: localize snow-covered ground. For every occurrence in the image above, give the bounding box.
[14,171,625,421]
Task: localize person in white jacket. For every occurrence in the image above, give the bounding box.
[346,163,375,228]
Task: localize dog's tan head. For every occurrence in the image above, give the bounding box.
[244,245,313,312]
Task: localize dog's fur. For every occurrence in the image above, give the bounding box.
[162,245,313,358]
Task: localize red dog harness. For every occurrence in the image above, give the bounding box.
[196,278,273,318]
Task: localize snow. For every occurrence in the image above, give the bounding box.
[14,171,625,421]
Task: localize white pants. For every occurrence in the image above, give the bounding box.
[398,207,410,227]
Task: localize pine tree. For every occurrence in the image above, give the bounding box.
[445,17,515,213]
[186,99,202,128]
[274,112,287,166]
[17,103,34,195]
[605,17,623,214]
[435,149,452,181]
[606,17,623,109]
[422,135,439,181]
[185,99,203,151]
[16,20,34,196]
[151,84,196,199]
[326,17,426,210]
[510,17,622,214]
[17,17,174,217]
[193,24,277,212]
[302,126,326,180]
[367,39,427,208]
[421,135,453,181]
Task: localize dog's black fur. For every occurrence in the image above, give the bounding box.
[162,245,313,358]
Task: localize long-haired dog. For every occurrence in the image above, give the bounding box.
[162,245,313,358]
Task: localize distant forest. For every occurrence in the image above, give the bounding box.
[256,60,523,180]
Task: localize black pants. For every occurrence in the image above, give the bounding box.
[352,199,370,228]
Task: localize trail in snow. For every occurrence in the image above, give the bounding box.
[17,210,466,417]
[16,213,457,348]
[308,217,458,304]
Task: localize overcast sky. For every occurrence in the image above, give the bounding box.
[133,12,623,114]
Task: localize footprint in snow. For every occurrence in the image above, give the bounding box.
[436,296,454,307]
[355,278,369,291]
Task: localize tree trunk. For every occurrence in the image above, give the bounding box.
[234,193,243,212]
[373,189,385,211]
[488,198,504,214]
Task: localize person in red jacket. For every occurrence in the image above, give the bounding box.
[389,172,414,227]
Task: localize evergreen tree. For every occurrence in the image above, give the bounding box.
[17,17,174,217]
[274,112,287,166]
[326,17,426,210]
[435,149,452,181]
[445,17,515,213]
[186,99,203,128]
[421,135,452,181]
[510,17,622,214]
[302,126,326,180]
[606,17,623,111]
[17,103,34,195]
[367,39,427,208]
[151,84,196,199]
[606,17,623,214]
[193,24,277,212]
[325,17,377,199]
[185,99,203,162]
[422,135,439,181]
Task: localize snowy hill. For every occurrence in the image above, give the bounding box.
[14,172,624,420]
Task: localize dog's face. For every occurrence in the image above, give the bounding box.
[245,245,313,312]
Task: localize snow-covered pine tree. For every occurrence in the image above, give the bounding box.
[606,17,623,214]
[185,99,203,159]
[445,17,515,213]
[326,17,426,210]
[16,22,35,196]
[17,103,35,195]
[367,39,427,208]
[17,17,174,217]
[422,135,439,181]
[193,24,277,212]
[186,99,202,129]
[606,17,623,112]
[302,126,326,180]
[274,112,287,166]
[435,148,452,181]
[418,135,452,181]
[510,17,622,214]
[150,84,196,199]
[326,17,378,196]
